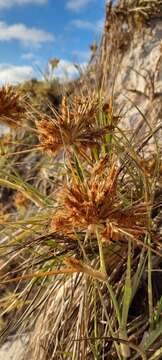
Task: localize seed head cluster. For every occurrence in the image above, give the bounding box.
[0,85,26,127]
[36,95,115,155]
[51,157,148,241]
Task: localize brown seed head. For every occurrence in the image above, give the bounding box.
[36,94,115,155]
[49,58,60,69]
[0,85,26,127]
[51,158,148,241]
[90,41,98,55]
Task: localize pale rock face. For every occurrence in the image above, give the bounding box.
[112,19,162,149]
[0,336,28,360]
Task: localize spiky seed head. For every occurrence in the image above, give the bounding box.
[49,58,60,69]
[0,85,26,127]
[36,94,116,156]
[36,117,63,155]
[90,41,98,54]
[51,158,148,241]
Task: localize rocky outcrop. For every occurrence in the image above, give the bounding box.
[0,336,28,360]
[96,2,162,154]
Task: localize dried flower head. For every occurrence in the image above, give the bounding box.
[49,58,60,69]
[51,157,148,241]
[90,41,98,55]
[0,85,26,127]
[36,94,115,155]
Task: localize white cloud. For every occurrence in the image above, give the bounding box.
[96,19,104,33]
[54,60,78,79]
[70,18,104,33]
[21,52,35,60]
[0,0,47,9]
[72,50,90,61]
[54,59,87,80]
[66,0,92,11]
[0,21,54,46]
[0,64,35,84]
[71,19,95,31]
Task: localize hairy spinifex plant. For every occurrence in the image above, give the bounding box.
[0,85,161,360]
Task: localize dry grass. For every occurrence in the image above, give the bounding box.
[0,82,161,360]
[0,2,162,359]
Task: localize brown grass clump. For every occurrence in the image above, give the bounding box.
[0,85,26,127]
[106,0,162,27]
[36,95,116,156]
[52,156,148,241]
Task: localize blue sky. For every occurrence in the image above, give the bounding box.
[0,0,105,84]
